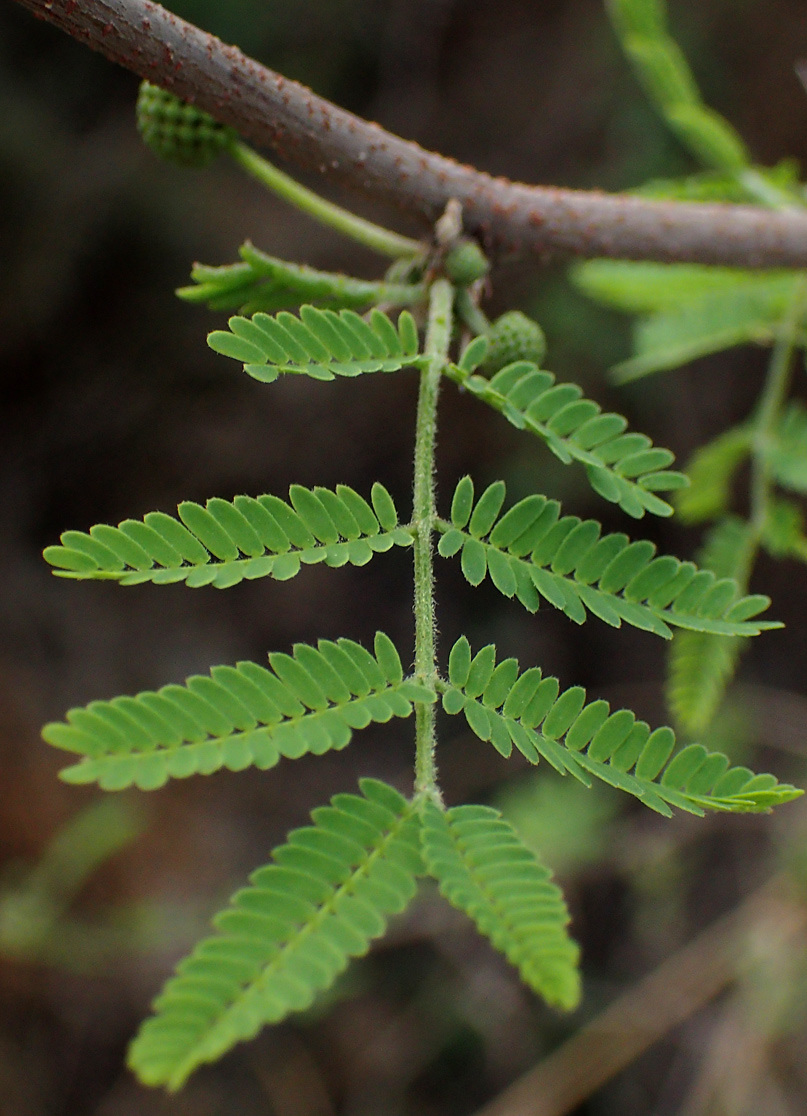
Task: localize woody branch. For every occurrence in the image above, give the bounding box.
[14,0,807,269]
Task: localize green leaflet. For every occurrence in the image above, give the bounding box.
[43,634,436,791]
[129,779,423,1089]
[607,0,750,173]
[572,260,804,384]
[571,261,793,317]
[208,304,426,383]
[614,275,801,383]
[442,637,802,817]
[420,803,580,1010]
[667,517,756,736]
[675,427,752,525]
[43,484,413,587]
[761,498,807,563]
[178,241,426,315]
[764,402,807,496]
[437,479,779,639]
[629,162,803,206]
[442,362,686,519]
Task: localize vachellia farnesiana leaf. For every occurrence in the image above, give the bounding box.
[42,633,436,791]
[606,0,750,173]
[573,262,803,384]
[178,241,426,315]
[444,353,687,518]
[674,426,752,525]
[629,161,804,205]
[667,517,756,737]
[442,636,801,817]
[207,304,425,384]
[420,803,580,1010]
[764,402,807,496]
[437,477,778,639]
[43,483,411,588]
[128,778,424,1089]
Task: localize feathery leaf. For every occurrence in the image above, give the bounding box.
[43,484,412,587]
[674,427,752,525]
[443,363,686,518]
[765,402,807,495]
[667,517,756,736]
[178,241,426,315]
[43,636,436,791]
[442,638,801,816]
[437,479,779,638]
[607,0,751,172]
[129,778,423,1088]
[208,304,425,383]
[420,803,580,1010]
[573,262,802,383]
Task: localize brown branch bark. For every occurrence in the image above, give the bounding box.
[14,0,807,269]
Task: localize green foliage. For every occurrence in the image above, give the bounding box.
[606,0,750,172]
[442,637,800,817]
[37,6,806,1091]
[43,484,412,588]
[136,82,235,168]
[43,634,436,791]
[574,262,801,383]
[667,517,755,736]
[765,403,807,495]
[420,803,580,1009]
[179,241,426,315]
[674,427,751,525]
[208,304,425,383]
[444,360,687,518]
[129,778,423,1088]
[437,478,777,638]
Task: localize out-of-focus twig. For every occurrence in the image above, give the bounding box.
[472,876,806,1116]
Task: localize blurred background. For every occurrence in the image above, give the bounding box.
[2,1,807,1113]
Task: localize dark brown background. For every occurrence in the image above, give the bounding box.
[2,1,807,1114]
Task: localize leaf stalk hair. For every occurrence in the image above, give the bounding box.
[412,278,453,802]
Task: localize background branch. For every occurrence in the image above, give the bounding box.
[13,0,807,269]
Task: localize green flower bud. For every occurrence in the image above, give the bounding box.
[482,311,547,373]
[444,239,489,285]
[136,81,235,168]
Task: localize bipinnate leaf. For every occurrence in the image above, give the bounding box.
[128,778,423,1089]
[764,402,807,496]
[667,517,756,736]
[441,638,801,817]
[443,362,686,518]
[43,484,412,588]
[43,635,436,791]
[178,241,426,315]
[420,803,580,1010]
[207,304,425,383]
[437,479,779,639]
[607,0,751,173]
[575,261,801,385]
[674,427,752,525]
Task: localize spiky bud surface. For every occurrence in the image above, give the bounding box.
[136,82,234,168]
[483,311,547,373]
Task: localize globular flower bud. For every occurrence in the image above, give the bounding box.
[444,239,489,286]
[482,311,546,373]
[136,81,235,168]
